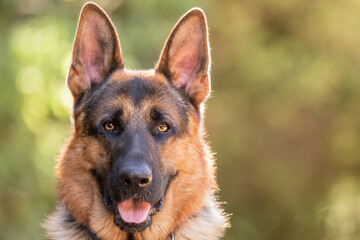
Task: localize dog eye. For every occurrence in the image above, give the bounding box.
[158,122,170,133]
[104,122,115,131]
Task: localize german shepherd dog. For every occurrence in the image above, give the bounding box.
[44,2,229,240]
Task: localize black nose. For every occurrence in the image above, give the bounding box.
[118,163,152,190]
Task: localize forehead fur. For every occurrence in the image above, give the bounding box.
[80,69,190,131]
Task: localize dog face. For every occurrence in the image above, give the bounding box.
[57,3,214,237]
[81,73,189,232]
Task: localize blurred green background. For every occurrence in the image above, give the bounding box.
[1,0,360,239]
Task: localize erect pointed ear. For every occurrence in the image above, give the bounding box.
[67,3,123,101]
[156,8,211,108]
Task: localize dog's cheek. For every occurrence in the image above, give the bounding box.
[160,139,181,174]
[85,137,111,172]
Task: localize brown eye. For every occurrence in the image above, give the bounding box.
[104,122,115,131]
[158,122,169,133]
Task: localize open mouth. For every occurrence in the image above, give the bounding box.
[114,197,164,232]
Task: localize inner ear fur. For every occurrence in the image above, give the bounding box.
[156,8,211,108]
[67,2,123,101]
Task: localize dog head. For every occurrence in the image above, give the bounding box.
[57,3,214,237]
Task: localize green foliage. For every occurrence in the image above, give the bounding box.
[1,0,360,239]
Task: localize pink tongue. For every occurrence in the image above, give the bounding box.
[118,199,151,224]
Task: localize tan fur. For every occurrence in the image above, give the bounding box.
[44,3,229,239]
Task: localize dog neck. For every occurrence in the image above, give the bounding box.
[43,196,228,240]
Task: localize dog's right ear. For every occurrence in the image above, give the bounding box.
[67,3,123,101]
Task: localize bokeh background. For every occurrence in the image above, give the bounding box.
[1,0,360,239]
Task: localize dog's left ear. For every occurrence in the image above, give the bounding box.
[156,8,210,108]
